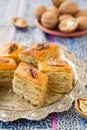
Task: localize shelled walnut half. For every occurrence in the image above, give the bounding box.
[75,98,87,119]
[25,66,38,78]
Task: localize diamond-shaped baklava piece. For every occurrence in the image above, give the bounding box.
[38,59,73,93]
[13,62,48,106]
[0,58,17,87]
[0,42,25,64]
[18,42,60,67]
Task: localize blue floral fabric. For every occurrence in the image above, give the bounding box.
[0,0,87,130]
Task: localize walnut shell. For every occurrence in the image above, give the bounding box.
[75,9,87,18]
[58,18,79,33]
[77,16,87,30]
[41,11,58,29]
[75,98,87,119]
[59,1,78,15]
[48,5,60,17]
[59,14,73,22]
[52,0,66,7]
[12,17,28,28]
[34,4,47,20]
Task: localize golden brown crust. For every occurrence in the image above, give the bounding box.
[38,59,72,73]
[20,43,60,58]
[14,62,48,87]
[0,58,17,69]
[0,42,25,60]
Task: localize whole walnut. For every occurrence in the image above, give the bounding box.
[48,5,60,17]
[77,16,87,30]
[34,4,47,20]
[41,11,58,29]
[59,1,78,15]
[52,0,66,7]
[75,9,87,18]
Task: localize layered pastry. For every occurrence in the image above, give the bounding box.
[13,62,48,106]
[38,58,73,93]
[0,42,25,64]
[0,58,17,87]
[19,42,60,67]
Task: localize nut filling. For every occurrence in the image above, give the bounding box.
[25,66,38,78]
[7,43,18,53]
[34,42,49,50]
[48,59,65,66]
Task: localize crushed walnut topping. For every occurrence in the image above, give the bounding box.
[25,66,38,78]
[0,59,9,63]
[48,59,65,66]
[7,43,18,53]
[34,42,49,50]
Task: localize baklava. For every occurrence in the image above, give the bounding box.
[0,42,25,64]
[0,58,17,87]
[38,58,73,93]
[13,62,48,106]
[18,42,60,67]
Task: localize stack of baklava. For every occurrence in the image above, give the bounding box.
[0,58,17,87]
[0,42,73,107]
[19,42,60,67]
[0,42,24,86]
[13,62,48,106]
[38,58,73,93]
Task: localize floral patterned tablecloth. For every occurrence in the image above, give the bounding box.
[0,0,87,129]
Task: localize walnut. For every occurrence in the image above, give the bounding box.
[8,43,18,53]
[16,19,25,26]
[25,66,38,78]
[12,17,28,28]
[48,59,65,66]
[0,59,9,63]
[34,42,49,50]
[43,43,49,49]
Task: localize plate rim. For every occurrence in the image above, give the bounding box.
[0,46,87,121]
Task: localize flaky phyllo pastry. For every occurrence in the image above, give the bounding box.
[18,42,60,67]
[0,58,17,87]
[38,59,73,93]
[0,42,25,64]
[13,62,48,106]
